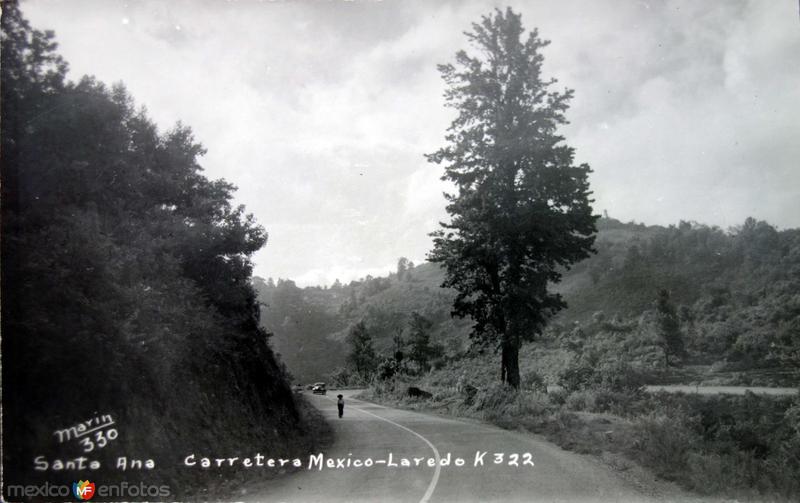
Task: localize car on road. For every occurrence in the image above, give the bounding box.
[311,382,327,395]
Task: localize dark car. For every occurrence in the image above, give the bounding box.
[311,382,327,395]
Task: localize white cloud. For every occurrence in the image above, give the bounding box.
[21,0,800,286]
[292,262,398,289]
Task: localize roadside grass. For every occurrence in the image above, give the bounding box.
[359,378,800,502]
[197,392,334,500]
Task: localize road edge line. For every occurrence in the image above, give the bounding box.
[326,395,442,503]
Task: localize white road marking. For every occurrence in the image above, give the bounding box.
[324,394,441,503]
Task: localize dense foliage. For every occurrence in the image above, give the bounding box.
[2,4,302,495]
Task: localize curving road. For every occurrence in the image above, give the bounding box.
[244,390,695,503]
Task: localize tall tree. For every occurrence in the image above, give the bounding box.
[655,289,685,366]
[347,321,378,380]
[397,257,411,280]
[392,329,406,364]
[408,312,435,372]
[427,8,597,387]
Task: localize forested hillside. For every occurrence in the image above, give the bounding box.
[255,261,473,382]
[2,5,310,496]
[260,217,800,384]
[561,217,800,372]
[255,277,348,382]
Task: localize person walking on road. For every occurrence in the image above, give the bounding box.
[337,394,344,418]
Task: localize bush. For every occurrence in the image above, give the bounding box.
[368,375,409,401]
[558,363,595,392]
[593,360,647,393]
[564,388,643,415]
[772,434,800,497]
[565,390,596,411]
[472,383,518,413]
[513,391,552,417]
[632,409,700,480]
[460,383,478,406]
[785,400,800,438]
[685,452,738,495]
[547,387,568,406]
[376,358,401,381]
[521,370,547,392]
[558,358,645,394]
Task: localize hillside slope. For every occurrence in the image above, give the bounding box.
[258,217,800,383]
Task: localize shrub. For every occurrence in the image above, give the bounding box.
[547,387,568,406]
[558,358,645,394]
[376,358,400,381]
[565,390,595,411]
[558,363,594,392]
[513,391,552,417]
[549,410,581,449]
[685,452,737,495]
[593,360,647,393]
[564,388,643,415]
[472,383,518,413]
[521,370,547,392]
[632,409,700,480]
[785,400,800,438]
[772,434,800,497]
[460,383,478,406]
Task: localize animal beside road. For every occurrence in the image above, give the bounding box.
[407,386,433,399]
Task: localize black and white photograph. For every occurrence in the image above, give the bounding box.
[2,0,799,501]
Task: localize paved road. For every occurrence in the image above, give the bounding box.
[244,390,689,503]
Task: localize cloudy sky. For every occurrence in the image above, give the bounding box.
[21,0,800,286]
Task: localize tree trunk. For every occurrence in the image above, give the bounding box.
[501,340,520,388]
